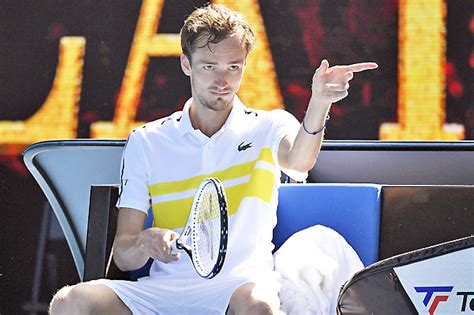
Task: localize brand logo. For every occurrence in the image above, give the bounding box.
[244,109,258,117]
[415,286,453,315]
[415,286,474,314]
[238,142,252,151]
[394,248,473,315]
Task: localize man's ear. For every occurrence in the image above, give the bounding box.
[180,54,191,76]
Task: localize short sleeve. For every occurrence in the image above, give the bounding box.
[269,109,308,182]
[116,131,151,213]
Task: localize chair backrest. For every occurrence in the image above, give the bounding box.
[274,184,381,266]
[23,140,124,280]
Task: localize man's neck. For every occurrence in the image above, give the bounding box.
[189,101,233,138]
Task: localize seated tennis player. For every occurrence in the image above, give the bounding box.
[49,4,377,314]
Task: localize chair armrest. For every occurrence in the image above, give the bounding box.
[84,185,128,281]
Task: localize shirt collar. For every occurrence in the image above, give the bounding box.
[177,98,194,136]
[178,96,246,136]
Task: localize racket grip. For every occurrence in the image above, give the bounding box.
[170,239,180,255]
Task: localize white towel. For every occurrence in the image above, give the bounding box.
[274,225,364,315]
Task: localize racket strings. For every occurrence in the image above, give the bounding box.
[192,184,221,275]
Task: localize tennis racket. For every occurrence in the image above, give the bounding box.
[170,177,229,279]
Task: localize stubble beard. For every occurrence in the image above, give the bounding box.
[197,90,234,112]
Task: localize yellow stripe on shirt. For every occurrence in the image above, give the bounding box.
[149,148,276,230]
[148,147,274,197]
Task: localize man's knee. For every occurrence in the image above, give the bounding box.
[49,284,86,314]
[49,282,129,315]
[229,282,280,315]
[246,300,275,315]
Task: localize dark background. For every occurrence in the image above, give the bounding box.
[1,1,472,313]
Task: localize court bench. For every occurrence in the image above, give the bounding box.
[85,183,382,281]
[23,140,474,281]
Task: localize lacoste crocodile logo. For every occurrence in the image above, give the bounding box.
[244,109,258,117]
[238,142,253,151]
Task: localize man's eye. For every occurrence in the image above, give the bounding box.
[203,65,214,70]
[229,65,239,71]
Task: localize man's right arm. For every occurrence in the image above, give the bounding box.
[112,207,180,271]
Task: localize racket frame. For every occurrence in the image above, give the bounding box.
[171,177,228,279]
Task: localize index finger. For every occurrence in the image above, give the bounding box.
[343,62,378,73]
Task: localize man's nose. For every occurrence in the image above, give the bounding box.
[215,70,228,86]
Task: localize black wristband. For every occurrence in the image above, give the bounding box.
[302,113,330,135]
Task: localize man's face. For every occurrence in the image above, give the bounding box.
[181,36,247,112]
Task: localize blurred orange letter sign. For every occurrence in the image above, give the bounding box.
[90,0,283,139]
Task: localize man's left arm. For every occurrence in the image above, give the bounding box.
[279,59,378,173]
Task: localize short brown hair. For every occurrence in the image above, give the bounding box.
[180,4,256,60]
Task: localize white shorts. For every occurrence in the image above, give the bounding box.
[91,271,281,315]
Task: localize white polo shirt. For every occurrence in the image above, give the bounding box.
[116,97,307,311]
